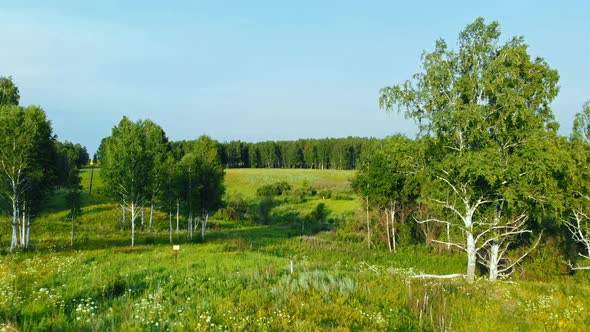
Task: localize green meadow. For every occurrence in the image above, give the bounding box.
[0,168,589,331]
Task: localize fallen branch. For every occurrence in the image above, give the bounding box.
[409,273,465,279]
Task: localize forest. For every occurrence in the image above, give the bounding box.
[1,17,590,331]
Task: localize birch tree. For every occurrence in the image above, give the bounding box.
[0,105,55,252]
[176,136,224,240]
[566,100,590,270]
[352,135,421,252]
[101,117,168,246]
[379,18,560,282]
[0,76,20,106]
[564,210,590,270]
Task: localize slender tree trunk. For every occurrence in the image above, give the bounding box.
[466,232,476,283]
[141,207,145,231]
[149,203,154,232]
[188,210,193,239]
[176,201,180,233]
[131,202,136,247]
[201,214,208,241]
[10,196,18,253]
[489,243,499,281]
[121,205,126,229]
[26,213,30,248]
[385,208,392,252]
[169,210,172,244]
[21,201,26,247]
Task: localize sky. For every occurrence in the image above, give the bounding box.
[0,1,588,155]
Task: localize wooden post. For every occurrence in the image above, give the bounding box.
[173,245,180,267]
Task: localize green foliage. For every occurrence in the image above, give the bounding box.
[256,181,292,197]
[100,117,158,205]
[572,100,590,142]
[0,76,20,106]
[217,193,249,221]
[176,135,225,216]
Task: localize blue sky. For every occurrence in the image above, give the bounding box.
[1,1,588,154]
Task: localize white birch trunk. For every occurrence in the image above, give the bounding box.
[149,203,154,233]
[131,202,136,247]
[188,210,193,239]
[21,201,26,247]
[489,243,499,281]
[385,208,392,252]
[26,213,30,248]
[201,214,208,241]
[176,201,179,233]
[141,207,144,230]
[10,195,18,253]
[466,232,476,283]
[169,210,172,244]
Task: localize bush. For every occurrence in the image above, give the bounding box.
[318,189,332,199]
[219,193,249,221]
[333,192,354,200]
[257,196,276,224]
[286,188,307,204]
[521,237,569,281]
[256,181,292,197]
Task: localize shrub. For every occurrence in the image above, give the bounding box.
[318,189,332,199]
[219,193,249,221]
[256,181,292,197]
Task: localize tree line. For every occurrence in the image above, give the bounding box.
[353,18,590,282]
[169,137,374,170]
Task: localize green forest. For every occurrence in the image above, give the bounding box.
[1,17,590,331]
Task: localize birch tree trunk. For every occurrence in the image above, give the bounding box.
[121,205,126,229]
[201,214,208,241]
[169,210,172,243]
[466,232,476,283]
[488,243,499,281]
[141,207,145,231]
[385,208,392,252]
[131,202,136,247]
[26,213,30,248]
[188,210,193,239]
[10,195,18,253]
[176,201,179,233]
[149,203,154,232]
[21,201,26,247]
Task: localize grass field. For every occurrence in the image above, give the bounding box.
[1,168,589,330]
[224,168,354,199]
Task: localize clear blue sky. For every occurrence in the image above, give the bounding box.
[1,1,588,155]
